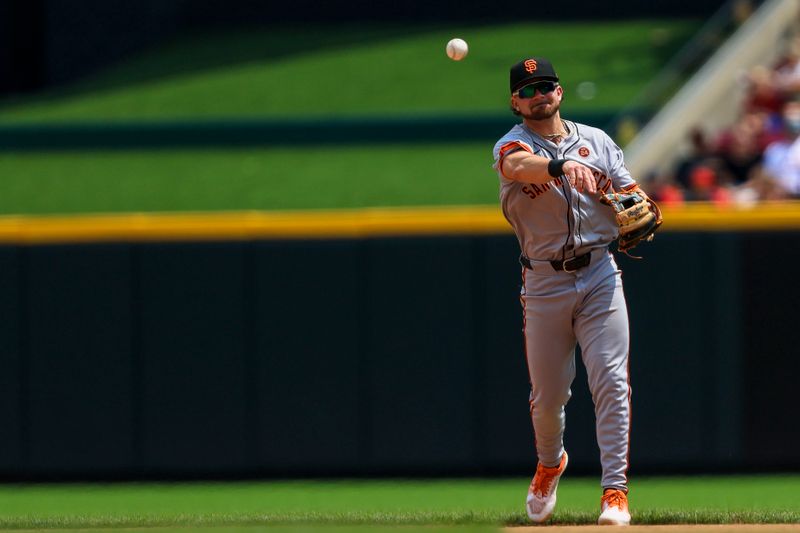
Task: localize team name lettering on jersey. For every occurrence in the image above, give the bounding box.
[519,169,612,201]
[592,170,612,193]
[521,176,564,200]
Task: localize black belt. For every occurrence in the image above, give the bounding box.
[520,251,592,272]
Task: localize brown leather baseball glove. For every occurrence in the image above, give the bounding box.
[599,187,663,256]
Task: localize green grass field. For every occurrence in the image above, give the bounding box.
[0,144,495,215]
[0,475,798,531]
[0,21,698,122]
[0,20,700,216]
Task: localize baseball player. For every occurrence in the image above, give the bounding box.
[492,57,654,526]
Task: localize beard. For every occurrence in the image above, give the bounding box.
[519,98,560,121]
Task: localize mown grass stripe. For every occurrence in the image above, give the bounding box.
[0,202,799,244]
[0,477,798,529]
[0,510,797,529]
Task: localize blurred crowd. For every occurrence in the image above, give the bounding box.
[647,36,800,205]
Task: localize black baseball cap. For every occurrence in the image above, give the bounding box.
[510,57,559,93]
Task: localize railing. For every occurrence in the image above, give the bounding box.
[0,201,799,244]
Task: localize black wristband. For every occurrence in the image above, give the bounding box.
[547,158,568,178]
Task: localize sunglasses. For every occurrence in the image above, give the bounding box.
[515,81,558,98]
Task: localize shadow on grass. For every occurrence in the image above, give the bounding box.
[0,22,490,112]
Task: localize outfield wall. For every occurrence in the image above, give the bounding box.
[0,212,797,480]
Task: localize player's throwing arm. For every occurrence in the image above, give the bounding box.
[501,151,597,194]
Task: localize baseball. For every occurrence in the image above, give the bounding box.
[446,38,468,61]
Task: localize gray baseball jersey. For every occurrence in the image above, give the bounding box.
[493,120,637,261]
[492,120,634,491]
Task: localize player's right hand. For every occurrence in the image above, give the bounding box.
[563,160,597,194]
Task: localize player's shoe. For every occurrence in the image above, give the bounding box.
[525,451,568,523]
[598,488,631,526]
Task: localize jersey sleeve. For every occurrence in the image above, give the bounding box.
[603,134,637,190]
[492,137,534,179]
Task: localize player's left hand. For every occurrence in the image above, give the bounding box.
[562,160,597,194]
[599,187,663,255]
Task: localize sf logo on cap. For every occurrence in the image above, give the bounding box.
[524,59,538,73]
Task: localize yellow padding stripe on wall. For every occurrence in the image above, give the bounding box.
[0,202,799,244]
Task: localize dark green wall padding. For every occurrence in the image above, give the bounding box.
[0,231,796,480]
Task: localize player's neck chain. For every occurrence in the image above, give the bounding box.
[529,120,569,142]
[541,131,566,141]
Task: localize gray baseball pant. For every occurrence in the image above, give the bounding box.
[521,248,630,490]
